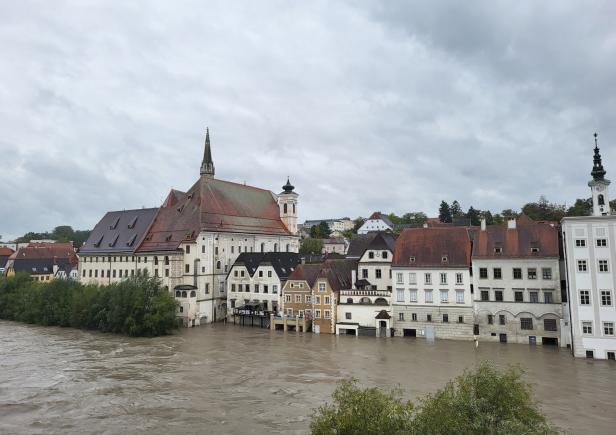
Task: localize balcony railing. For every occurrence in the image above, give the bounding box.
[340,289,390,297]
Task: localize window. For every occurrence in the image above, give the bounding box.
[362,269,368,279]
[443,314,449,323]
[263,285,269,293]
[382,251,388,259]
[240,270,245,277]
[480,290,489,301]
[259,271,263,277]
[513,268,522,279]
[424,273,432,284]
[604,322,614,336]
[544,292,553,303]
[231,284,236,292]
[527,268,537,279]
[396,273,403,284]
[575,239,586,247]
[529,292,539,303]
[427,314,432,322]
[346,312,352,320]
[368,252,374,259]
[409,289,418,303]
[185,245,190,254]
[325,296,331,304]
[531,247,539,253]
[273,285,278,294]
[295,295,301,303]
[479,268,488,279]
[315,296,321,304]
[488,314,494,324]
[493,268,502,279]
[601,290,612,306]
[494,290,503,302]
[597,239,607,247]
[577,260,587,272]
[440,273,447,285]
[324,310,331,319]
[398,313,404,321]
[455,273,463,285]
[253,284,259,293]
[165,269,169,277]
[409,273,417,284]
[185,264,190,273]
[542,268,552,280]
[268,271,272,278]
[305,295,311,303]
[285,294,291,303]
[202,245,205,254]
[234,270,238,277]
[582,321,593,335]
[319,283,326,292]
[440,290,448,303]
[544,319,557,331]
[521,318,533,330]
[599,260,609,272]
[515,291,523,302]
[425,290,433,303]
[580,290,590,305]
[375,269,382,279]
[396,289,404,302]
[314,309,321,319]
[411,313,417,321]
[216,261,221,270]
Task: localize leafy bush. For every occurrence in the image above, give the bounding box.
[311,362,558,435]
[0,273,178,337]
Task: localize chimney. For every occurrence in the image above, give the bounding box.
[507,218,516,230]
[423,223,428,228]
[480,218,486,231]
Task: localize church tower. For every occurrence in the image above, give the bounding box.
[589,133,611,216]
[278,178,298,234]
[200,127,215,177]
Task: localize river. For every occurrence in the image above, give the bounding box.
[0,321,614,434]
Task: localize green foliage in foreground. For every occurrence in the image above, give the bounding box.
[0,273,179,337]
[311,362,558,435]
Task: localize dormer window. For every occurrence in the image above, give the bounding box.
[108,233,119,247]
[494,247,502,254]
[94,234,104,247]
[128,216,138,229]
[177,205,185,213]
[441,255,448,263]
[410,256,416,263]
[109,217,120,230]
[126,234,137,247]
[531,247,539,253]
[165,234,172,242]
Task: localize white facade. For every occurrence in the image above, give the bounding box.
[562,217,616,359]
[227,263,284,313]
[391,267,474,340]
[356,248,393,291]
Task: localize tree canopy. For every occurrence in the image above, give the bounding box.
[439,201,452,223]
[15,225,91,247]
[310,222,332,239]
[300,237,324,255]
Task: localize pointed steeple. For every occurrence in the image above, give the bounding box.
[200,127,215,177]
[282,177,295,194]
[591,132,606,181]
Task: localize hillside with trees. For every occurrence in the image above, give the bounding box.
[13,225,91,247]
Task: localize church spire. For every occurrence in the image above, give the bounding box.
[591,132,606,181]
[200,127,215,177]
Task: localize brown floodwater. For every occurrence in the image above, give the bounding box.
[0,320,614,434]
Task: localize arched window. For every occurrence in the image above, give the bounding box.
[190,290,196,297]
[359,297,371,304]
[284,203,288,214]
[274,243,278,252]
[347,298,353,304]
[175,291,181,298]
[374,297,388,306]
[260,242,265,252]
[181,291,187,298]
[599,194,605,205]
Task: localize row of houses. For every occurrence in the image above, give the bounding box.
[2,242,79,281]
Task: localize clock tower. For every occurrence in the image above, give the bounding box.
[588,133,611,216]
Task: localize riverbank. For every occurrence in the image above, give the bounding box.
[1,321,614,434]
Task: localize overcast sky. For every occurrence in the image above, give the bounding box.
[1,1,615,240]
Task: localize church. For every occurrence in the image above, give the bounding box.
[79,129,300,326]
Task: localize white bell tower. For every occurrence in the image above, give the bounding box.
[588,133,611,217]
[278,178,298,234]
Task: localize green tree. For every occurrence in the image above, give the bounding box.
[401,212,428,226]
[412,362,556,434]
[566,198,592,217]
[300,238,324,255]
[481,210,494,225]
[466,206,481,226]
[310,379,414,435]
[438,201,452,223]
[352,217,365,233]
[450,200,463,218]
[501,209,519,221]
[522,196,566,222]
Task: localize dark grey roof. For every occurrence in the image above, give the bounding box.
[346,232,396,259]
[80,208,158,254]
[229,252,302,280]
[12,258,72,274]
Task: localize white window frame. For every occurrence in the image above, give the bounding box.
[582,321,593,335]
[440,290,449,303]
[456,290,464,304]
[455,273,463,285]
[409,289,417,303]
[425,289,433,303]
[396,289,404,303]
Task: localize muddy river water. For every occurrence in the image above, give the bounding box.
[1,320,615,434]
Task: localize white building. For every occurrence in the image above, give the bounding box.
[322,238,349,255]
[562,134,616,359]
[336,232,396,336]
[391,227,474,340]
[357,212,394,234]
[472,216,563,346]
[79,129,300,327]
[227,252,301,313]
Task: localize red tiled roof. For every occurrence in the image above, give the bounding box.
[471,216,559,259]
[138,176,291,252]
[318,259,356,291]
[393,227,472,268]
[13,242,77,265]
[0,247,14,256]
